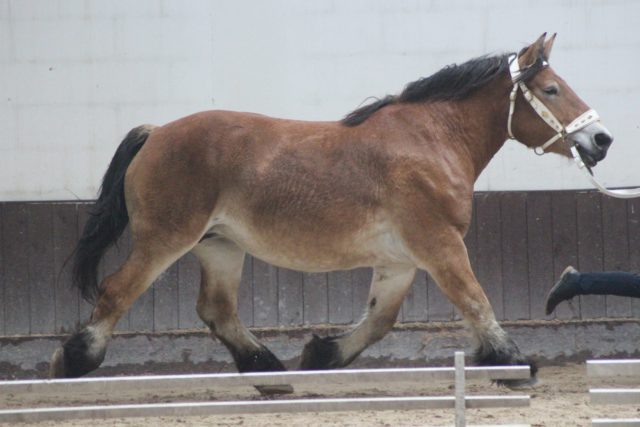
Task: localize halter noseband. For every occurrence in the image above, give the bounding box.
[506,53,640,199]
[506,54,600,155]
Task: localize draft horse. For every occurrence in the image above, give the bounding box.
[51,34,613,389]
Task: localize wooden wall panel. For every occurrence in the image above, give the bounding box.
[550,192,579,319]
[177,253,202,329]
[1,191,636,338]
[402,270,428,322]
[302,272,328,325]
[252,259,278,327]
[27,203,55,334]
[526,192,554,319]
[426,272,453,321]
[76,204,94,323]
[52,203,79,333]
[352,268,371,323]
[153,263,179,332]
[627,199,640,317]
[2,203,30,335]
[277,267,303,326]
[602,197,632,317]
[236,255,253,327]
[327,270,353,324]
[576,192,605,319]
[128,284,155,332]
[500,193,530,320]
[475,193,504,320]
[0,204,4,335]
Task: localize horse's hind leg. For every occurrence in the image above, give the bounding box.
[192,237,292,395]
[49,238,190,378]
[299,265,416,370]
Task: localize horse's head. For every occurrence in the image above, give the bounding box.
[508,33,613,167]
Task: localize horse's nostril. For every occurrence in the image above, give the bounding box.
[594,133,613,148]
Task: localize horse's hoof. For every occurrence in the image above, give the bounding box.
[499,375,538,390]
[255,384,294,395]
[49,348,65,378]
[299,334,341,370]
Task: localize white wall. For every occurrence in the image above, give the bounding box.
[1,0,639,201]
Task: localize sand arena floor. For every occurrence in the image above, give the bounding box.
[2,364,640,426]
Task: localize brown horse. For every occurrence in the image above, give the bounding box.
[50,34,612,390]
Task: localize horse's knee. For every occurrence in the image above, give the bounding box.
[49,326,108,378]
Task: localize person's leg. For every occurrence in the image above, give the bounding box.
[545,267,640,314]
[578,271,640,297]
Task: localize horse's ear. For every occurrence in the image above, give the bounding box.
[519,33,547,68]
[543,33,557,61]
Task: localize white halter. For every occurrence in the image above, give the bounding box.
[506,54,640,199]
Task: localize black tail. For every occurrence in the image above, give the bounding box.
[73,125,156,303]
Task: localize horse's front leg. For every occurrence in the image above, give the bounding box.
[410,230,537,388]
[299,265,416,370]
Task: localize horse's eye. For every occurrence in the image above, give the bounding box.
[543,85,559,96]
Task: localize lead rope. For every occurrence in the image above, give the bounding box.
[570,146,640,199]
[507,54,640,199]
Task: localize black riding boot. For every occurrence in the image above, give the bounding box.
[545,266,640,315]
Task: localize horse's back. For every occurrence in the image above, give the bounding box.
[124,109,415,271]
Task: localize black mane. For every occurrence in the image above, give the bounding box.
[341,52,544,127]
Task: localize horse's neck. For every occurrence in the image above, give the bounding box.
[444,80,512,180]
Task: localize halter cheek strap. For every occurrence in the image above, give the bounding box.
[507,53,640,199]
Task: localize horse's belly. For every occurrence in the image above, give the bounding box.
[212,218,412,272]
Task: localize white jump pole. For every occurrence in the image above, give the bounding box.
[455,351,466,427]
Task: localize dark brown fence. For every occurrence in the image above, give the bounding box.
[1,190,639,337]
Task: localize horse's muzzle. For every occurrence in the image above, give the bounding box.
[570,123,613,167]
[576,144,605,167]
